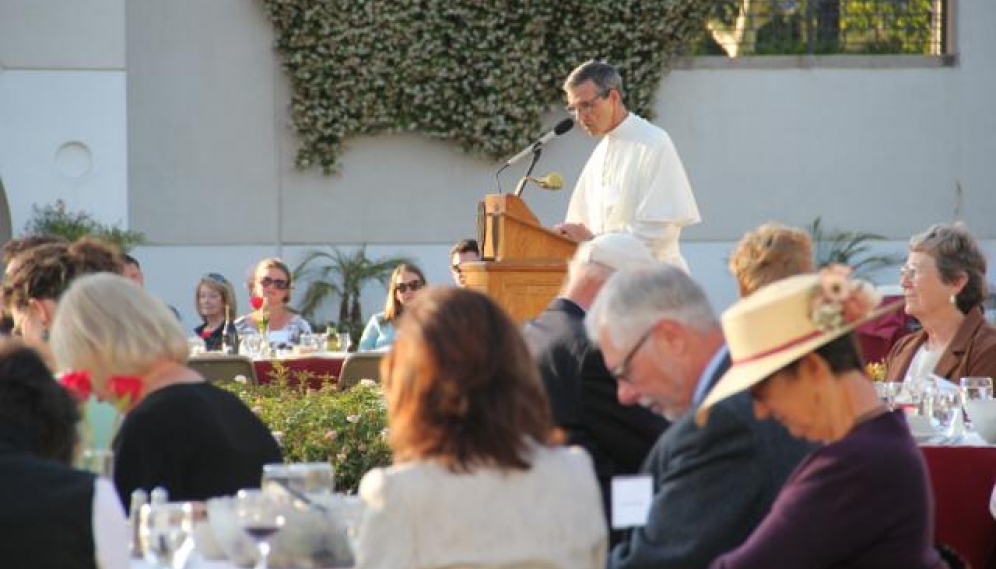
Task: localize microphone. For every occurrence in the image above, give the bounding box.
[503,118,574,167]
[524,172,564,190]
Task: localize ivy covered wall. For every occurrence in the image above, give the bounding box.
[258,0,712,173]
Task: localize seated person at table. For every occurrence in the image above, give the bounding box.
[51,273,282,509]
[728,222,813,297]
[356,287,607,568]
[236,257,311,348]
[698,269,943,568]
[193,272,239,352]
[449,238,480,286]
[884,222,996,382]
[0,340,129,569]
[358,263,426,351]
[3,237,123,369]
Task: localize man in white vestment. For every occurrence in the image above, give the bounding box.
[554,60,700,272]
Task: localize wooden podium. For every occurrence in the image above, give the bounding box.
[462,194,577,322]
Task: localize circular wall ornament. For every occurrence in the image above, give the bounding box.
[55,141,93,178]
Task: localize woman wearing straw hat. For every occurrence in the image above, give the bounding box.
[698,267,943,568]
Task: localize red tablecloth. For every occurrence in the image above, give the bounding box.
[253,354,346,389]
[920,445,996,569]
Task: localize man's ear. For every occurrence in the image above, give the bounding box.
[28,298,55,329]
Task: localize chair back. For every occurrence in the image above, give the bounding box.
[188,354,258,385]
[338,352,384,391]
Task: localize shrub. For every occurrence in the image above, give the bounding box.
[220,377,392,494]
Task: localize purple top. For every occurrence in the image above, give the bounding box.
[710,410,943,569]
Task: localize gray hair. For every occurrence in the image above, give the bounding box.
[585,265,717,351]
[563,60,625,99]
[51,273,188,384]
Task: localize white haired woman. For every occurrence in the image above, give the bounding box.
[698,267,944,568]
[51,273,281,509]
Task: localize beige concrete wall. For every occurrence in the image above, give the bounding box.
[125,1,995,249]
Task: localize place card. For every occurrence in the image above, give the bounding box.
[611,475,653,529]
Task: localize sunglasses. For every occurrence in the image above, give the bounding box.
[204,272,229,285]
[259,276,290,290]
[396,279,424,294]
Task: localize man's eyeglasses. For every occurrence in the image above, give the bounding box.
[259,277,290,290]
[450,264,462,274]
[565,89,610,116]
[396,279,424,294]
[609,324,656,383]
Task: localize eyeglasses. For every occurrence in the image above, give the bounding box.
[899,264,928,282]
[609,324,656,383]
[565,89,610,116]
[450,264,462,274]
[259,277,290,290]
[204,272,229,285]
[396,279,424,294]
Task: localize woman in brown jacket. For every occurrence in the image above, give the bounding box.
[884,223,996,382]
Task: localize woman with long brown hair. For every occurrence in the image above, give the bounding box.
[355,287,607,569]
[357,263,426,351]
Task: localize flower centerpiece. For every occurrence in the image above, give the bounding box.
[250,295,271,357]
[59,371,145,464]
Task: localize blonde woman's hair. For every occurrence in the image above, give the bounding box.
[50,273,188,386]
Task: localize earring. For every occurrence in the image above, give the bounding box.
[950,294,957,306]
[42,329,50,342]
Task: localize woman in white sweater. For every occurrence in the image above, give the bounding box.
[355,286,607,569]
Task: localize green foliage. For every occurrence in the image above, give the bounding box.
[221,376,391,494]
[807,216,902,278]
[294,246,411,343]
[256,0,714,174]
[24,200,146,253]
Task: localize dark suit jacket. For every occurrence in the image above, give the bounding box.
[607,351,815,569]
[884,308,996,382]
[523,298,669,534]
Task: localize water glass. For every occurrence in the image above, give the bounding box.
[241,335,267,358]
[337,333,353,352]
[262,462,335,496]
[960,376,994,429]
[80,448,114,478]
[187,336,206,357]
[139,502,196,569]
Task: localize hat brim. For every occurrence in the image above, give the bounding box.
[695,299,903,426]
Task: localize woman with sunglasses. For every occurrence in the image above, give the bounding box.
[236,258,311,347]
[193,273,239,351]
[358,263,427,352]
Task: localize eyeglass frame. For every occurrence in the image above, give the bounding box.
[258,276,290,290]
[899,264,933,282]
[396,279,424,294]
[565,88,611,116]
[608,323,657,383]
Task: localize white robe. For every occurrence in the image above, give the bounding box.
[565,113,700,271]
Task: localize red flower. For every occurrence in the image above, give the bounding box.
[107,375,143,412]
[250,296,264,310]
[199,328,213,340]
[59,370,92,402]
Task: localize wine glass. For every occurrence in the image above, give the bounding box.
[139,502,195,569]
[875,381,903,411]
[959,376,994,430]
[235,489,286,569]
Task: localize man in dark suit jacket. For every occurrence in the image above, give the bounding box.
[586,265,814,569]
[522,233,668,543]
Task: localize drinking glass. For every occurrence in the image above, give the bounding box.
[337,333,353,352]
[241,335,267,358]
[262,462,335,496]
[959,376,994,429]
[80,448,114,478]
[187,336,206,357]
[874,381,903,411]
[929,390,960,431]
[139,502,196,569]
[235,489,286,569]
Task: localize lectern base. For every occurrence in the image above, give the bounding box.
[461,260,567,323]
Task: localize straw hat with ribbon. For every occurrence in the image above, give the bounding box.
[696,266,902,426]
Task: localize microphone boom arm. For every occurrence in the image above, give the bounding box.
[513,147,543,198]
